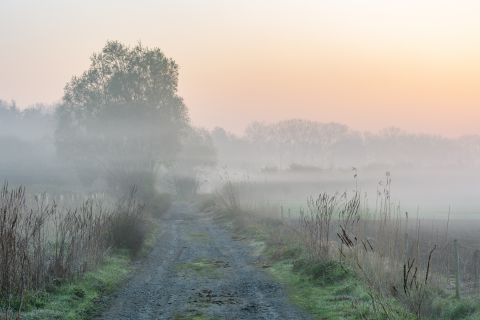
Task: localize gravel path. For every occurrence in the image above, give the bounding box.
[98,202,311,320]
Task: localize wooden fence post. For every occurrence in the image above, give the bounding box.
[474,249,480,295]
[454,239,461,299]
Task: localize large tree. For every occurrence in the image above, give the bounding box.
[55,41,189,194]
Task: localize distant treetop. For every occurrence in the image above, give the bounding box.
[62,41,186,117]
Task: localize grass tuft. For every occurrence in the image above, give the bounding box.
[22,254,131,320]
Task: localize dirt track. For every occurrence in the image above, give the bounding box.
[98,202,311,320]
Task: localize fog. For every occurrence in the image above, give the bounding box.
[3,0,480,315]
[2,100,479,217]
[209,120,480,218]
[0,100,78,191]
[0,42,216,199]
[1,37,480,320]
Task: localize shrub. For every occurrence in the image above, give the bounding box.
[172,175,200,199]
[0,183,113,314]
[109,189,147,255]
[0,182,152,318]
[110,212,146,255]
[147,193,172,217]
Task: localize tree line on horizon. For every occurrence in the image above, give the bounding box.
[1,40,480,191]
[212,119,480,170]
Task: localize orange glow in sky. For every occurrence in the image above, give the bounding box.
[1,0,480,136]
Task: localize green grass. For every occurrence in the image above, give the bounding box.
[227,209,480,320]
[270,260,366,319]
[269,259,414,320]
[8,211,161,320]
[21,253,131,320]
[428,296,480,320]
[214,206,415,320]
[138,217,160,258]
[176,258,228,278]
[174,312,220,320]
[189,232,211,241]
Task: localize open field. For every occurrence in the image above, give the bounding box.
[206,176,480,320]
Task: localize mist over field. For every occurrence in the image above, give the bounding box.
[208,120,480,217]
[3,97,479,217]
[1,51,479,316]
[1,1,480,319]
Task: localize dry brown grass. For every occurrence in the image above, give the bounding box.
[216,172,480,319]
[0,183,146,316]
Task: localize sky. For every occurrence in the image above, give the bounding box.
[1,0,480,136]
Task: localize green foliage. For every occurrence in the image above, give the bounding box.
[292,259,351,285]
[62,41,184,109]
[55,41,189,191]
[449,302,477,319]
[430,296,479,320]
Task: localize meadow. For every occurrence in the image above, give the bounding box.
[207,169,480,319]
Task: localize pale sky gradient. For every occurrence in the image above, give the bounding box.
[1,0,480,136]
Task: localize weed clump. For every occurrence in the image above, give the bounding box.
[0,183,147,316]
[110,189,147,255]
[293,259,350,285]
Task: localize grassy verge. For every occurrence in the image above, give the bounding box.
[269,259,413,320]
[270,260,370,319]
[213,203,480,320]
[210,206,413,319]
[17,216,161,320]
[21,253,131,320]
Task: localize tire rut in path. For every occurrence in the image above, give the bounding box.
[99,202,311,320]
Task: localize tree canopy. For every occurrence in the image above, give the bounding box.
[55,41,191,192]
